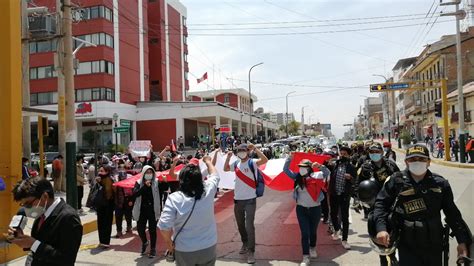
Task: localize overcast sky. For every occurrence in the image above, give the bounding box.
[181,0,461,138]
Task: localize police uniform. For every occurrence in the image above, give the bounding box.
[358,145,400,266]
[373,145,472,266]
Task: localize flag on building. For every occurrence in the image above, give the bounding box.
[197,72,208,84]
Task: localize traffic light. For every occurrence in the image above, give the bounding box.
[370,84,387,92]
[214,127,220,137]
[38,116,49,137]
[435,102,442,117]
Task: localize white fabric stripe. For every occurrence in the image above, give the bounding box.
[254,202,280,224]
[283,206,298,225]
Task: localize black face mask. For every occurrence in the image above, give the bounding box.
[99,174,108,178]
[340,156,349,162]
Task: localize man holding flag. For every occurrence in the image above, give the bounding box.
[224,143,268,264]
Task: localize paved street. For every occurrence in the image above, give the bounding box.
[6,149,473,266]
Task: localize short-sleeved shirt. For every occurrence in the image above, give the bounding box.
[158,173,220,252]
[230,159,258,200]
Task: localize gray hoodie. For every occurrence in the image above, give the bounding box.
[132,165,161,221]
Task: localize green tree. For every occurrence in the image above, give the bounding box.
[83,129,96,146]
[288,120,301,135]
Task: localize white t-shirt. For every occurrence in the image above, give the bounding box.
[231,159,258,200]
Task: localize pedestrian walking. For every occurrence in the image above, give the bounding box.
[158,155,220,266]
[283,155,330,266]
[372,144,472,266]
[52,155,63,192]
[357,143,400,265]
[114,166,133,238]
[466,136,474,163]
[224,143,269,264]
[22,157,30,180]
[437,140,445,158]
[95,165,115,248]
[452,139,460,162]
[382,142,396,162]
[326,146,356,250]
[9,177,83,265]
[132,165,161,258]
[76,155,86,213]
[87,158,96,188]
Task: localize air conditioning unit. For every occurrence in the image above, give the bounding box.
[28,15,57,38]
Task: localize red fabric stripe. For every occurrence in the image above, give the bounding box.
[235,167,256,189]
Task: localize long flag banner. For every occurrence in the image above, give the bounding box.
[114,152,331,191]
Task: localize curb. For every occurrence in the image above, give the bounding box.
[393,147,474,169]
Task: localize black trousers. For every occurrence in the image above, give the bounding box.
[77,186,84,209]
[398,245,442,266]
[329,194,350,241]
[137,208,157,250]
[115,202,132,232]
[97,205,114,245]
[321,191,329,221]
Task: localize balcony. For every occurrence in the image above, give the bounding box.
[451,111,472,123]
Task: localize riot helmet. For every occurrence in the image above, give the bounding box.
[358,178,380,208]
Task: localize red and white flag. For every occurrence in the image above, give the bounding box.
[197,72,208,84]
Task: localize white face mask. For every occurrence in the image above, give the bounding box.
[408,162,428,176]
[144,174,154,180]
[237,152,247,160]
[24,197,47,219]
[299,168,309,176]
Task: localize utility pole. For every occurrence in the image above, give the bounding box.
[441,0,466,162]
[301,106,308,135]
[63,0,78,208]
[285,91,296,137]
[55,0,66,192]
[21,0,31,160]
[248,62,263,138]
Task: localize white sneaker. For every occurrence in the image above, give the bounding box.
[309,247,318,259]
[331,230,340,240]
[342,240,351,250]
[300,255,311,266]
[247,251,256,264]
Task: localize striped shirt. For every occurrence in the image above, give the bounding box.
[335,165,346,195]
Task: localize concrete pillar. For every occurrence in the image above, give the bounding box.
[238,120,242,136]
[228,118,233,135]
[215,115,221,128]
[176,117,185,143]
[77,120,83,148]
[245,123,250,137]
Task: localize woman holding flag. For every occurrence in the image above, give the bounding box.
[283,154,330,266]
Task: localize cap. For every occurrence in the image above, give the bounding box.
[368,143,383,152]
[297,159,312,167]
[237,144,248,151]
[188,158,200,166]
[383,142,392,148]
[405,144,430,159]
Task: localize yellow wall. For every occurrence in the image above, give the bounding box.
[0,0,24,263]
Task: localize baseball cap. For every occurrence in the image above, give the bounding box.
[368,143,383,152]
[188,158,200,166]
[237,144,248,151]
[297,159,312,167]
[405,144,430,159]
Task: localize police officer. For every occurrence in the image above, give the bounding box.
[357,143,400,265]
[373,144,472,266]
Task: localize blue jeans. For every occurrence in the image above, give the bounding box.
[296,205,321,255]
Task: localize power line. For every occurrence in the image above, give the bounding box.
[163,12,431,26]
[258,87,367,102]
[227,78,368,89]
[181,20,451,36]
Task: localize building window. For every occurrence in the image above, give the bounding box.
[150,38,159,45]
[74,33,114,49]
[75,88,114,102]
[78,5,113,22]
[75,60,114,75]
[30,66,57,80]
[30,92,58,106]
[224,93,230,103]
[184,53,188,62]
[30,40,57,54]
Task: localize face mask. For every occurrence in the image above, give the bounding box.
[299,167,309,176]
[369,153,383,162]
[24,197,47,219]
[332,149,338,153]
[99,174,108,178]
[144,174,154,180]
[408,162,428,176]
[237,152,247,160]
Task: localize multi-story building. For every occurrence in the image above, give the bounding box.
[400,27,474,139]
[392,57,417,131]
[263,112,295,126]
[363,97,383,137]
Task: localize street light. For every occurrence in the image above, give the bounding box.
[248,62,264,138]
[286,91,297,137]
[113,113,118,155]
[373,74,392,143]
